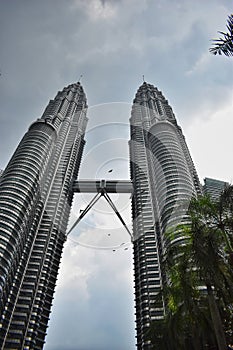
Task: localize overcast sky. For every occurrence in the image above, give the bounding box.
[0,1,233,349]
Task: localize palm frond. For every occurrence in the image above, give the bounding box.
[209,14,233,56]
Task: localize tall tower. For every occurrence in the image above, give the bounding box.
[203,177,228,200]
[0,82,88,349]
[129,82,201,349]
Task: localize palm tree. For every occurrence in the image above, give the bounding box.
[148,229,216,349]
[217,185,233,255]
[148,241,217,349]
[209,14,233,56]
[186,196,233,349]
[216,185,233,345]
[148,193,233,349]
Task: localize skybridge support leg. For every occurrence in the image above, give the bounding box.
[66,192,102,235]
[102,190,133,242]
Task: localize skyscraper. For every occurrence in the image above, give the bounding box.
[129,82,201,349]
[203,177,228,200]
[0,82,88,349]
[0,79,203,349]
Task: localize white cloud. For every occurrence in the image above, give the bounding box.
[73,0,118,21]
[185,92,233,183]
[185,52,211,75]
[46,236,135,350]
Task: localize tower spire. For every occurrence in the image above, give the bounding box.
[0,83,88,348]
[130,81,201,348]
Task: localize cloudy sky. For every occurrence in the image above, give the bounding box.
[0,0,233,349]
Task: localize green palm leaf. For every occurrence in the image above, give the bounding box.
[210,14,233,56]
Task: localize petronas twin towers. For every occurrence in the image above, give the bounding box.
[0,80,200,349]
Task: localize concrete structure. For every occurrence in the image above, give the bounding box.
[129,82,201,349]
[0,82,88,349]
[203,177,228,200]
[0,80,204,350]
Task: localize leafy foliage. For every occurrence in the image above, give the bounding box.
[148,189,233,349]
[210,14,233,56]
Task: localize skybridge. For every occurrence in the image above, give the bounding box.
[67,179,133,240]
